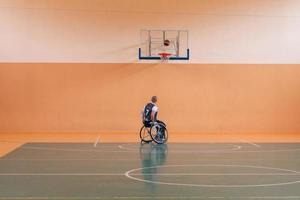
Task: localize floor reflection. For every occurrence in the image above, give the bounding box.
[139,143,168,192]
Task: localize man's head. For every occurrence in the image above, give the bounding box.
[151,96,157,103]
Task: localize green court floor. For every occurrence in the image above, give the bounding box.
[0,143,300,199]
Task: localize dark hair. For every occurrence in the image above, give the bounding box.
[151,96,157,103]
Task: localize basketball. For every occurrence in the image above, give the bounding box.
[164,39,170,46]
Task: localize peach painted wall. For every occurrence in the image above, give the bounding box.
[1,63,300,132]
[1,1,300,132]
[0,0,300,63]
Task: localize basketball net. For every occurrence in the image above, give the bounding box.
[158,52,172,63]
[155,40,176,63]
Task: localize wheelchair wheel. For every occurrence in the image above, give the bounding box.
[150,123,168,144]
[139,125,152,143]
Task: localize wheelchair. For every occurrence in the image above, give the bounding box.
[139,121,168,144]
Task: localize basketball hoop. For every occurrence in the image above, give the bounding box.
[158,52,172,63]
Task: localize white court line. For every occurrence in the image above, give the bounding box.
[0,173,299,176]
[125,164,300,188]
[17,144,300,153]
[21,146,133,153]
[236,139,261,148]
[0,173,125,176]
[0,158,139,161]
[119,143,242,152]
[94,135,100,147]
[118,144,136,151]
[0,196,299,199]
[131,173,300,176]
[21,145,243,153]
[2,158,300,161]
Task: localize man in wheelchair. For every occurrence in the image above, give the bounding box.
[141,96,167,141]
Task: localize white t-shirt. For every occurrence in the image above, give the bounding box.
[151,103,159,113]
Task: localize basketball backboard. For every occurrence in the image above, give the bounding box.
[139,30,189,60]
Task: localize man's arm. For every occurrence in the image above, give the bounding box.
[150,111,156,122]
[151,106,158,122]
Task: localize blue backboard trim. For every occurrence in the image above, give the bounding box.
[138,48,190,60]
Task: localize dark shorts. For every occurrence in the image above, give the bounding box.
[143,120,166,128]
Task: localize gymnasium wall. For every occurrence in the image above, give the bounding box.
[0,0,300,63]
[1,1,300,132]
[0,63,300,133]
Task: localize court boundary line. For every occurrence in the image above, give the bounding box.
[0,196,300,199]
[131,173,300,176]
[0,158,140,161]
[0,173,125,176]
[94,135,100,147]
[118,144,135,151]
[2,158,300,161]
[4,142,300,154]
[118,143,242,152]
[236,139,261,148]
[0,172,300,176]
[125,164,300,188]
[22,145,244,153]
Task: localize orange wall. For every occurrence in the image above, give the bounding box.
[1,63,300,133]
[1,0,300,63]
